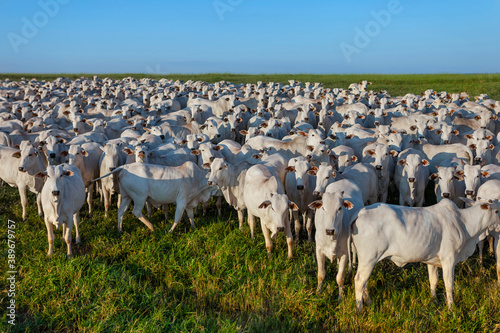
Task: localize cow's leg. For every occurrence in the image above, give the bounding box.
[45,218,55,256]
[493,232,500,284]
[442,262,455,310]
[305,210,313,242]
[260,222,273,258]
[73,212,81,244]
[489,235,494,253]
[478,240,484,265]
[285,217,293,259]
[62,223,67,240]
[316,248,326,293]
[216,195,222,217]
[169,201,187,233]
[293,210,301,239]
[186,207,196,229]
[352,242,358,266]
[87,183,94,215]
[146,202,152,218]
[18,186,28,221]
[247,213,256,240]
[427,264,439,300]
[202,201,208,215]
[103,187,110,218]
[36,192,42,217]
[336,254,348,302]
[117,193,122,209]
[117,195,132,232]
[237,209,244,230]
[64,221,73,257]
[130,196,154,231]
[354,260,376,312]
[163,204,169,222]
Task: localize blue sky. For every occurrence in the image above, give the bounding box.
[0,0,499,74]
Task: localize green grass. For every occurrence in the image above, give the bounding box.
[1,184,500,332]
[1,73,500,100]
[1,73,500,331]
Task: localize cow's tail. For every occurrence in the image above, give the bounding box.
[347,232,353,279]
[91,166,124,183]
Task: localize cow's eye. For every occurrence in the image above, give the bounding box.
[338,207,342,211]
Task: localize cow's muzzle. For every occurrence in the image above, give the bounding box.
[52,190,60,196]
[297,185,304,190]
[442,193,450,198]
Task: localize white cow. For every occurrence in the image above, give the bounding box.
[96,161,214,233]
[1,144,45,220]
[243,164,298,258]
[352,199,500,311]
[37,164,86,257]
[309,179,364,300]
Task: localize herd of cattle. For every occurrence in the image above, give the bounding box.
[1,76,500,311]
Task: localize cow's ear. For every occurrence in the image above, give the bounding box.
[197,137,204,142]
[421,159,429,166]
[435,129,441,135]
[480,203,491,210]
[307,145,314,152]
[488,144,495,150]
[453,130,459,135]
[12,151,21,158]
[123,148,134,155]
[202,163,211,169]
[366,149,375,156]
[297,131,307,137]
[59,150,68,157]
[391,150,400,157]
[464,134,473,139]
[239,130,248,135]
[288,201,299,211]
[343,200,354,209]
[307,169,317,176]
[286,166,295,172]
[481,171,490,178]
[398,159,406,166]
[191,149,200,155]
[258,200,272,209]
[35,171,47,178]
[82,150,88,157]
[181,139,188,144]
[429,173,438,180]
[308,200,323,210]
[62,170,74,177]
[346,134,354,139]
[454,170,464,180]
[486,135,493,141]
[213,145,223,151]
[351,155,358,162]
[469,144,477,150]
[252,154,262,160]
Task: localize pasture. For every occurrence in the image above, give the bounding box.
[1,74,500,332]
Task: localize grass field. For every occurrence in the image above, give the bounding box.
[1,73,500,100]
[1,74,500,332]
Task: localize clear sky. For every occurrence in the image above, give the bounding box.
[1,0,499,74]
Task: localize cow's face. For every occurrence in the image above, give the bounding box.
[207,158,227,187]
[431,167,457,200]
[462,164,489,199]
[258,193,296,238]
[309,191,353,241]
[313,165,336,197]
